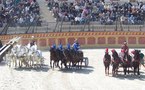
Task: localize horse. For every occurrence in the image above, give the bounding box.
[26,45,44,67]
[103,52,111,76]
[132,50,140,77]
[50,48,60,69]
[35,50,44,67]
[7,44,28,68]
[55,48,67,69]
[77,51,84,69]
[111,50,120,76]
[63,48,72,68]
[71,50,83,69]
[119,51,132,76]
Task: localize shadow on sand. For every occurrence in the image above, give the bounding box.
[14,64,49,72]
[58,66,94,74]
[0,61,7,66]
[112,70,145,81]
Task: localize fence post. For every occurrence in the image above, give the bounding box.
[88,22,90,31]
[104,25,106,31]
[128,25,129,31]
[140,25,141,31]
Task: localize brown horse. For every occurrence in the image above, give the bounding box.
[103,52,111,76]
[63,49,72,68]
[71,50,83,69]
[111,50,120,76]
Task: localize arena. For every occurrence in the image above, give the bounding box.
[0,0,145,90]
[0,49,145,90]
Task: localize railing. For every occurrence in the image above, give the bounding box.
[0,21,144,35]
[0,37,21,62]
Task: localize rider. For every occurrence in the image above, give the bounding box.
[119,49,125,61]
[51,43,56,49]
[72,39,80,51]
[66,42,71,50]
[29,36,37,51]
[58,42,63,51]
[28,36,36,47]
[72,39,80,55]
[121,41,129,56]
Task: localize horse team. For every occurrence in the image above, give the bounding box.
[50,47,84,69]
[2,38,144,78]
[103,48,143,77]
[5,43,44,68]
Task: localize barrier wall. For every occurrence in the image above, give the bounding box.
[0,31,145,49]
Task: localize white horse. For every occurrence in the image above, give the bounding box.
[6,42,44,68]
[26,43,44,68]
[10,44,29,68]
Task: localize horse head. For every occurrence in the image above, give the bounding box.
[104,53,111,62]
[112,51,120,63]
[133,50,140,61]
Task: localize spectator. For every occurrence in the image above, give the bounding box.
[48,0,145,25]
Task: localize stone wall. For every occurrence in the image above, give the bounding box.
[0,31,145,49]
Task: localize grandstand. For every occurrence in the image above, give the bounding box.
[0,0,144,35]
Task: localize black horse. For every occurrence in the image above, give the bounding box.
[50,48,59,69]
[63,49,73,68]
[103,52,111,76]
[132,50,140,77]
[55,48,68,69]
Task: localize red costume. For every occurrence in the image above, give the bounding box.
[121,44,129,54]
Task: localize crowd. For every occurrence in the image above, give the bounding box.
[47,0,145,25]
[0,0,41,27]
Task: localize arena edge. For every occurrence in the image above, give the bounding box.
[0,31,145,49]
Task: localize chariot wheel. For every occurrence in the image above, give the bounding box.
[84,57,89,67]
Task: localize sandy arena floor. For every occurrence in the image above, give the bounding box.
[0,49,145,90]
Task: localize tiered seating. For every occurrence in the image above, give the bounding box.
[47,0,145,25]
[0,0,41,27]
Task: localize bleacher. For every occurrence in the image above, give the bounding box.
[0,0,145,34]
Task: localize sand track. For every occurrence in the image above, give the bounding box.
[0,49,145,90]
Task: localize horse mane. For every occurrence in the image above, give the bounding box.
[112,51,119,59]
[134,50,140,60]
